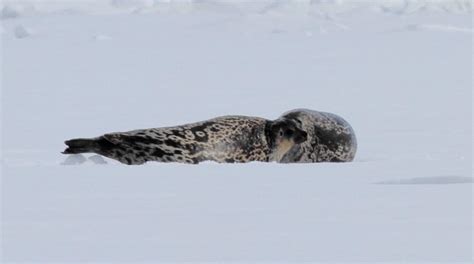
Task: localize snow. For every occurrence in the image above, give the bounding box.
[12,25,33,39]
[60,154,87,165]
[1,0,472,262]
[376,176,474,185]
[88,154,108,165]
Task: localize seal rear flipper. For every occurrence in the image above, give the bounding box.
[62,138,99,154]
[63,136,117,154]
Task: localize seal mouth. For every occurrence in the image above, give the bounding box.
[272,138,294,162]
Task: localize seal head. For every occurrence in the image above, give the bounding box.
[266,118,308,162]
[278,109,357,163]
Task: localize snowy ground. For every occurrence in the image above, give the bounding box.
[1,1,473,263]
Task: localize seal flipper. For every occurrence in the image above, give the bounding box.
[63,136,116,155]
[63,138,98,154]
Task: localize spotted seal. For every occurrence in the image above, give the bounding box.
[63,115,307,165]
[278,109,357,163]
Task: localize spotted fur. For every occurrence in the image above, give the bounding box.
[278,109,357,163]
[63,115,307,165]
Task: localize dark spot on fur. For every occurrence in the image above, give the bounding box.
[183,143,198,154]
[193,131,208,142]
[164,139,181,148]
[152,148,166,158]
[120,135,160,145]
[281,112,301,122]
[190,123,212,142]
[314,128,348,153]
[142,146,152,152]
[330,157,344,162]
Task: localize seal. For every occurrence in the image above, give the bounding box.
[277,109,357,163]
[62,115,308,165]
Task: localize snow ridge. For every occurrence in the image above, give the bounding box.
[1,0,472,20]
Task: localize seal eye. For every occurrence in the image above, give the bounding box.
[279,130,284,137]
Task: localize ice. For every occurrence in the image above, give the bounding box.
[405,23,473,33]
[1,5,21,19]
[1,1,472,262]
[13,25,32,39]
[88,155,108,165]
[376,176,474,185]
[60,154,87,166]
[92,33,112,41]
[110,0,155,9]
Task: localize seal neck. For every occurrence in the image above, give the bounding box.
[264,120,275,161]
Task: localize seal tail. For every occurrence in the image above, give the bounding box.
[62,138,99,154]
[63,136,120,155]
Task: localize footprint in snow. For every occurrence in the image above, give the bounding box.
[88,155,107,165]
[61,154,87,165]
[14,25,34,39]
[61,154,107,165]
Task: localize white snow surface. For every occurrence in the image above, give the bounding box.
[1,1,472,263]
